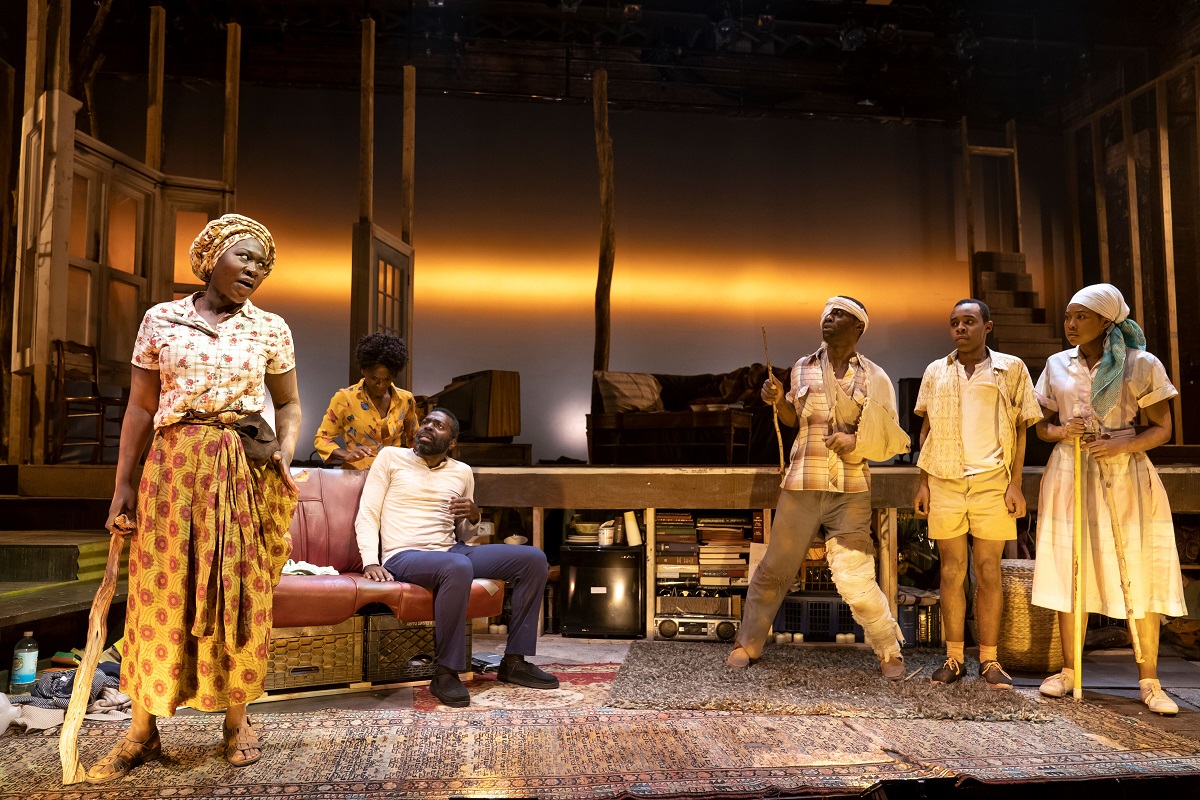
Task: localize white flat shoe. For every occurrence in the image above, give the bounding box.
[1039,671,1073,698]
[1140,682,1179,716]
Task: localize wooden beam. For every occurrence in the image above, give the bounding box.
[1157,80,1182,444]
[960,117,975,271]
[222,22,241,190]
[1006,120,1024,254]
[876,508,898,619]
[47,0,69,95]
[145,5,165,171]
[0,59,15,463]
[1065,130,1084,306]
[359,18,375,223]
[1121,97,1144,323]
[593,68,615,373]
[1091,120,1111,282]
[23,0,46,114]
[400,65,415,245]
[967,145,1014,158]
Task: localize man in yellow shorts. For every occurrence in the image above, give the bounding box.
[913,299,1042,688]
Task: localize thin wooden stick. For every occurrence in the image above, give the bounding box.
[761,326,785,473]
[1096,459,1144,663]
[60,514,132,784]
[1072,437,1085,701]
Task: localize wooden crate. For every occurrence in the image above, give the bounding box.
[266,617,364,690]
[364,615,472,682]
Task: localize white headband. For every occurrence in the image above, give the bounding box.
[821,296,869,334]
[1069,283,1128,324]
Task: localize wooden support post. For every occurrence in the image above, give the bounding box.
[876,508,898,619]
[400,65,415,245]
[47,0,69,95]
[359,18,375,223]
[532,505,544,637]
[644,507,656,640]
[23,0,46,114]
[1006,120,1024,254]
[1091,120,1111,282]
[960,118,975,276]
[222,22,241,191]
[1157,82,1183,444]
[146,5,165,171]
[1,59,16,463]
[1065,130,1084,306]
[593,68,615,373]
[1121,98,1144,323]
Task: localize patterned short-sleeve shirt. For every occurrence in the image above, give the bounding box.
[313,380,419,470]
[132,294,296,429]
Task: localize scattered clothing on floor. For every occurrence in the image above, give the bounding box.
[2,668,131,735]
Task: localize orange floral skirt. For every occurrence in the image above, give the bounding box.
[119,421,295,716]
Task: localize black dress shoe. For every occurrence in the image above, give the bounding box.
[497,657,560,689]
[429,670,470,707]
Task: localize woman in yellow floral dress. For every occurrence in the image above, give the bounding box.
[87,214,302,782]
[313,331,417,470]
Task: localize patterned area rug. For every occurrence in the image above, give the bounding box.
[411,662,618,712]
[4,661,1200,799]
[608,641,1056,721]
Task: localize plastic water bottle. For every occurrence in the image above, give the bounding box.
[9,631,38,694]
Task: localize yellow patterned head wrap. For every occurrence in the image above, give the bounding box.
[189,213,276,283]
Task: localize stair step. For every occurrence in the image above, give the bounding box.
[990,323,1061,343]
[0,497,112,530]
[0,530,127,582]
[991,308,1047,325]
[993,339,1063,360]
[0,577,128,629]
[978,271,1033,292]
[982,289,1040,308]
[973,251,1027,274]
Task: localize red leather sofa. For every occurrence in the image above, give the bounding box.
[272,468,504,628]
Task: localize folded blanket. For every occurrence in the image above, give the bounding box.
[282,559,339,576]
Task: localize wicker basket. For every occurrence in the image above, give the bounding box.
[997,559,1063,672]
[266,617,364,690]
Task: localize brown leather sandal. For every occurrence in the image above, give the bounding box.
[84,729,162,783]
[222,719,262,767]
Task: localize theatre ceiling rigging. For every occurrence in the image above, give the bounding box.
[0,1,1190,126]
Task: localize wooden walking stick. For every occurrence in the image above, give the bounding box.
[60,513,133,785]
[1072,437,1085,701]
[1096,459,1144,663]
[761,326,786,473]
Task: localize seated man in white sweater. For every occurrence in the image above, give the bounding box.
[354,408,558,707]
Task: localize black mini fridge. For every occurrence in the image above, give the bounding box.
[558,544,645,638]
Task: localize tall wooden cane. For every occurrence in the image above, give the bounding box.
[1096,459,1144,663]
[761,326,786,473]
[60,513,133,785]
[1072,437,1085,701]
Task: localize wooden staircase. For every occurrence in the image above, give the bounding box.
[973,251,1063,375]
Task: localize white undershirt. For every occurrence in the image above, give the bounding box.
[354,447,479,568]
[958,356,1004,476]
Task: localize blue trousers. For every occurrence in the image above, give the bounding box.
[383,543,549,671]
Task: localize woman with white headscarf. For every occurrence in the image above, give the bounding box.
[1032,283,1184,715]
[87,215,302,781]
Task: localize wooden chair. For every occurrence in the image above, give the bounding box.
[50,340,126,464]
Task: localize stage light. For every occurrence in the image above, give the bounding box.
[623,3,642,21]
[840,22,867,52]
[428,0,445,7]
[756,13,775,34]
[878,22,900,45]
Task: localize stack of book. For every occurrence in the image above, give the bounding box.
[696,514,751,586]
[655,511,699,581]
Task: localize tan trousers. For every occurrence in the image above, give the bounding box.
[737,489,903,661]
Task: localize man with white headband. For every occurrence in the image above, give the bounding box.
[728,296,910,679]
[1031,283,1185,715]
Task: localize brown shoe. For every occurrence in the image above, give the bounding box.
[223,719,262,767]
[84,729,162,783]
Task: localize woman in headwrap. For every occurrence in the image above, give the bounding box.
[313,331,417,470]
[87,214,302,781]
[1032,283,1185,715]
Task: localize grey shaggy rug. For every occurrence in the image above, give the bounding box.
[606,640,1057,722]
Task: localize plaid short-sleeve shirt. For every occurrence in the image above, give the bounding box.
[780,349,871,494]
[132,294,296,429]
